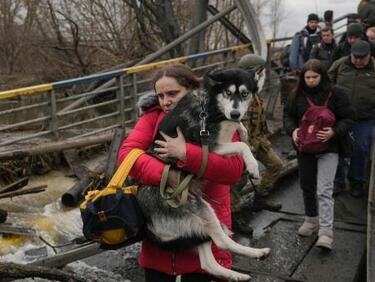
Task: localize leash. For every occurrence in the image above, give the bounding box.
[159,91,210,208]
[198,93,209,178]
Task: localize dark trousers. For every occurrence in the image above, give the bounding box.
[144,268,216,282]
[348,120,374,185]
[298,153,318,217]
[335,120,374,186]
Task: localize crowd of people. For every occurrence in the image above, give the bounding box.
[115,3,375,281]
[284,2,375,252]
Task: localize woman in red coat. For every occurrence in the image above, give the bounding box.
[118,64,244,282]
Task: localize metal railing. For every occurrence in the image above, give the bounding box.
[0,44,251,149]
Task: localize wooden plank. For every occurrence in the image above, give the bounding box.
[0,224,36,236]
[0,133,112,160]
[104,128,125,182]
[0,177,29,194]
[0,185,46,199]
[29,243,104,268]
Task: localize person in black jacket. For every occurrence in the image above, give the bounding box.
[284,59,355,251]
[332,23,365,61]
[310,26,337,69]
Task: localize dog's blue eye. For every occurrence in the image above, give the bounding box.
[241,91,249,97]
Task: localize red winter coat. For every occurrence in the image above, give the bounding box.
[117,107,244,276]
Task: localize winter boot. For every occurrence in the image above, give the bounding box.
[297,216,319,237]
[316,227,334,251]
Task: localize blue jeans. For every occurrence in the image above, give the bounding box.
[337,120,374,186]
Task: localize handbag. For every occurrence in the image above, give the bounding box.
[80,148,145,249]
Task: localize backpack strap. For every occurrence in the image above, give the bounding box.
[305,91,332,107]
[108,148,145,188]
[305,96,315,107]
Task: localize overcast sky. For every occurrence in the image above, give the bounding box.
[264,0,358,37]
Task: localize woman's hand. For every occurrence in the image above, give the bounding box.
[154,127,187,161]
[292,128,300,145]
[316,127,335,142]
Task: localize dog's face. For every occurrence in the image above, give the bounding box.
[204,68,258,121]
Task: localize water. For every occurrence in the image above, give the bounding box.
[0,166,141,281]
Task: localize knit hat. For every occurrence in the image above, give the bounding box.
[351,40,370,57]
[307,13,319,22]
[347,23,364,37]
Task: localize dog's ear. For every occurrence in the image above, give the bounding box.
[203,68,224,90]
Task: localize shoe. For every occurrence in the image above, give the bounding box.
[316,227,333,251]
[333,182,345,196]
[298,216,319,237]
[232,220,254,235]
[349,183,364,198]
[251,194,282,212]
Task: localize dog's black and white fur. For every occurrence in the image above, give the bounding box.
[136,68,270,281]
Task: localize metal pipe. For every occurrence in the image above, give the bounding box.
[0,116,50,131]
[57,112,119,130]
[0,101,48,116]
[61,177,92,207]
[48,90,59,140]
[57,99,119,117]
[0,130,52,147]
[56,86,118,103]
[69,124,121,140]
[207,4,251,44]
[118,76,125,127]
[132,73,138,122]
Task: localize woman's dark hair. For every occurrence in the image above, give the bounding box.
[288,59,331,107]
[151,64,200,91]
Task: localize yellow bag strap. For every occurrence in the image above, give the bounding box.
[108,148,145,188]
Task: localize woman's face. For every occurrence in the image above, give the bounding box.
[155,76,188,113]
[304,70,321,88]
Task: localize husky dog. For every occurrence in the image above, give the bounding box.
[137,68,270,281]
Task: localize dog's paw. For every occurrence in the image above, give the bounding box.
[229,272,251,281]
[247,165,260,180]
[255,248,271,260]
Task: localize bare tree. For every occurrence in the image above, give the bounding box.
[123,0,185,58]
[0,0,40,74]
[267,0,285,45]
[188,0,209,55]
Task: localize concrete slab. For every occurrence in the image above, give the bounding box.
[234,216,366,282]
[268,173,305,215]
[233,219,315,279]
[292,228,366,282]
[334,192,367,224]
